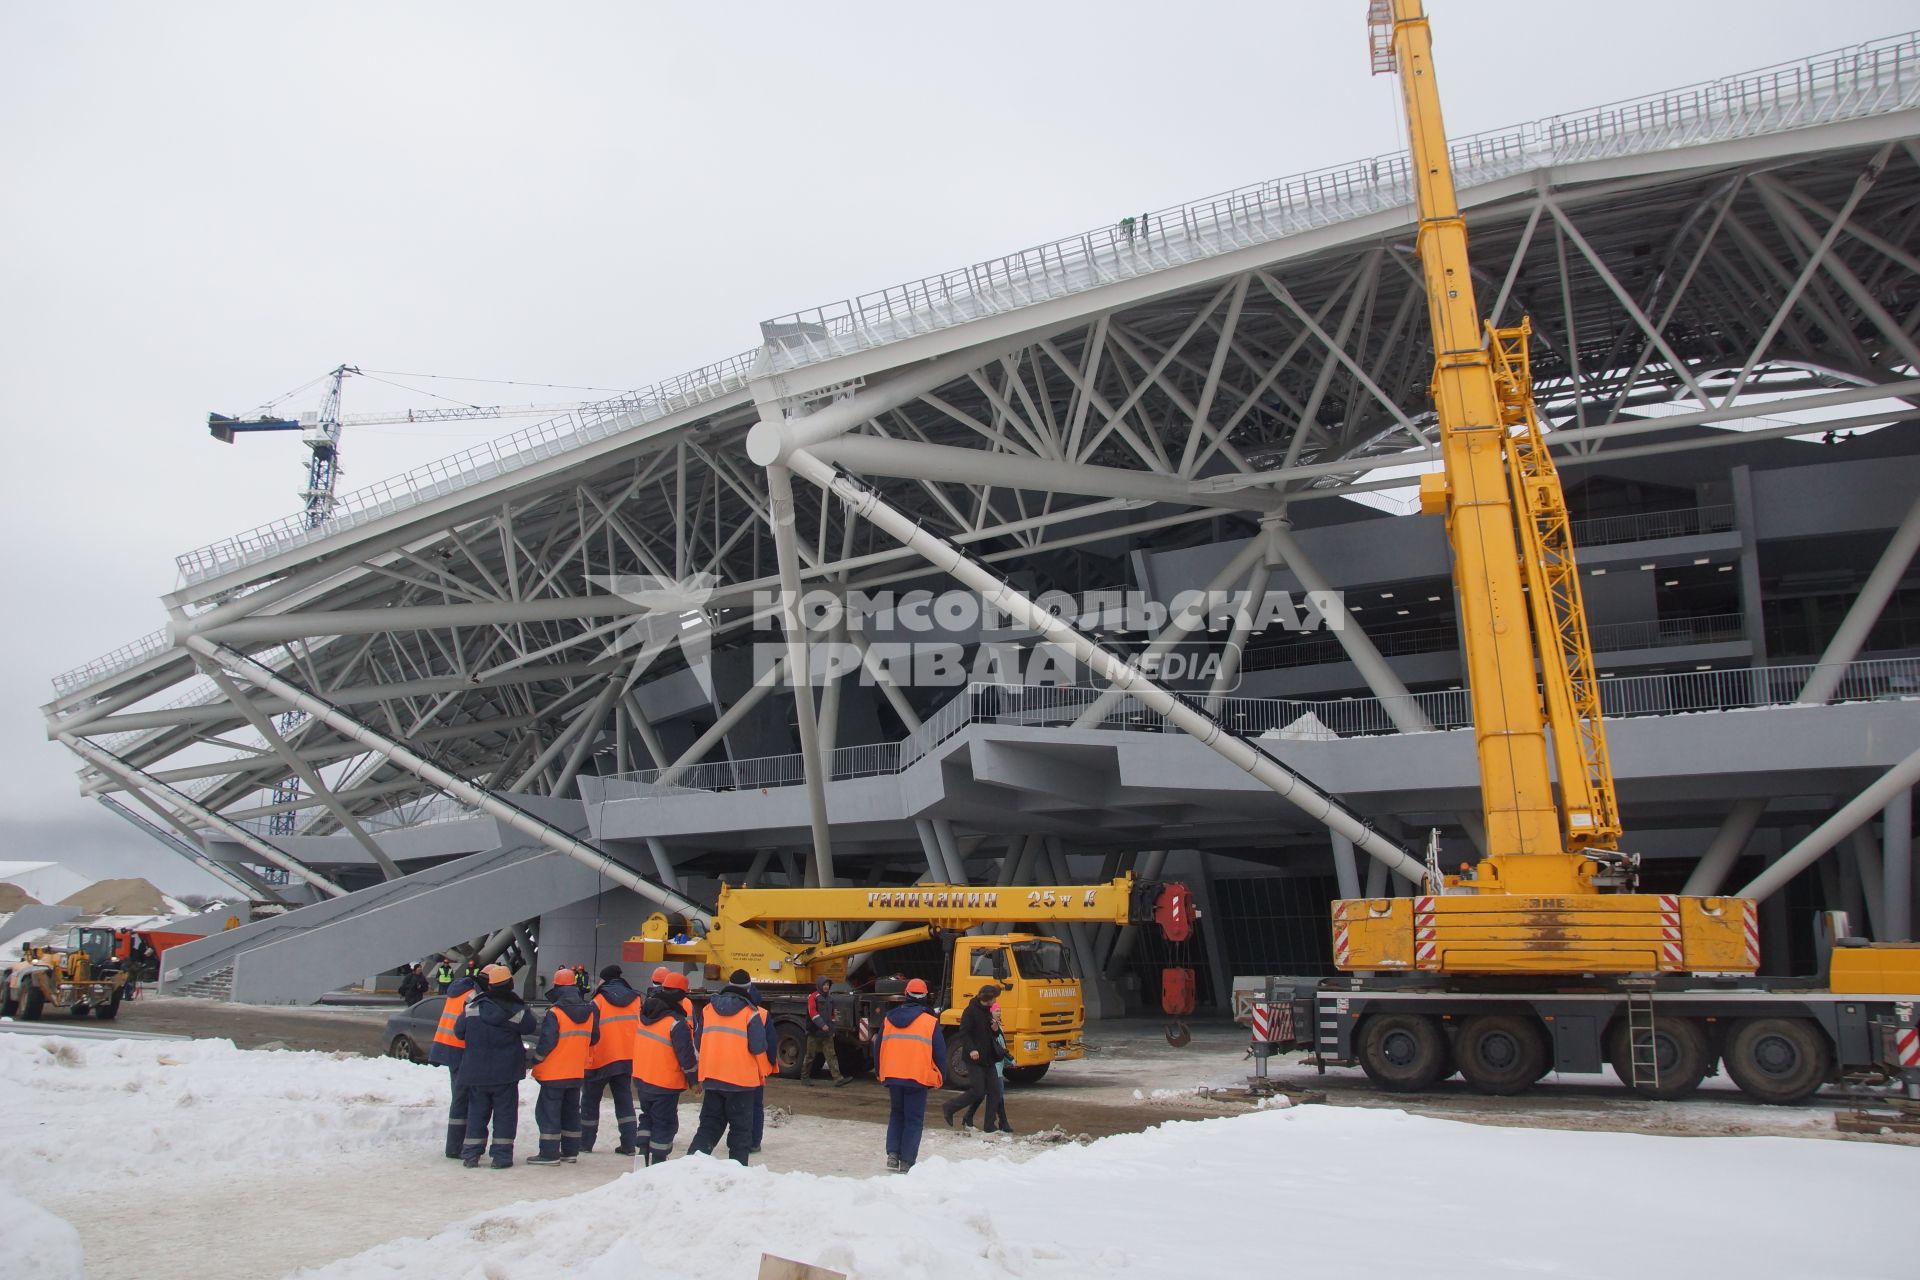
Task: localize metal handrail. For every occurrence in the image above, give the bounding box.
[52,628,173,695]
[579,655,1919,803]
[758,32,1920,373]
[1570,505,1736,546]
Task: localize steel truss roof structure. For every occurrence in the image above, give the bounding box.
[42,31,1920,920]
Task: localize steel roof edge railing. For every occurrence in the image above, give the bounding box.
[757,31,1920,374]
[579,655,1920,805]
[52,628,173,696]
[171,347,762,590]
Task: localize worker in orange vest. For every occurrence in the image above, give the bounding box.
[874,977,947,1173]
[527,967,600,1166]
[685,969,769,1165]
[580,965,643,1155]
[633,970,699,1166]
[427,966,479,1158]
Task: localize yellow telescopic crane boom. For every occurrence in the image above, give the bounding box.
[1373,0,1616,893]
[1333,2,1756,977]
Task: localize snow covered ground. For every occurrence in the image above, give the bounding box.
[2,1030,1915,1279]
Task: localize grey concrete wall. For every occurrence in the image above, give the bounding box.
[1752,454,1920,539]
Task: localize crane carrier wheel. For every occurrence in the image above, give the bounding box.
[1606,1016,1711,1099]
[1356,1013,1451,1092]
[1455,1014,1550,1095]
[1721,1018,1832,1106]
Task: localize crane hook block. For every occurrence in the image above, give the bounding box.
[1161,967,1197,1018]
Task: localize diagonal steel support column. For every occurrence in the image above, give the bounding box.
[1738,747,1920,903]
[181,636,712,926]
[196,662,405,879]
[1689,489,1920,895]
[1074,528,1273,729]
[97,795,282,904]
[654,655,787,787]
[790,450,1425,883]
[61,734,347,897]
[766,463,836,887]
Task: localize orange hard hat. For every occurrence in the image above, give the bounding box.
[661,971,690,992]
[551,967,575,986]
[481,963,513,986]
[904,978,929,997]
[651,966,671,984]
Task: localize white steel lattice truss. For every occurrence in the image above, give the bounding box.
[42,32,1920,922]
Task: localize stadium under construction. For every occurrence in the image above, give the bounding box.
[40,29,1920,1013]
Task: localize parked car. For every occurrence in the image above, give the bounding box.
[383,994,544,1067]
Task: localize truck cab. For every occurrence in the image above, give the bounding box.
[945,932,1083,1082]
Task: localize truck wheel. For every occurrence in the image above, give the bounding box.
[69,1003,92,1018]
[1606,1016,1710,1099]
[1356,1013,1450,1092]
[19,983,45,1022]
[1723,1018,1831,1105]
[1003,1064,1049,1086]
[0,985,15,1018]
[1455,1015,1549,1095]
[944,1041,975,1092]
[774,1021,807,1079]
[94,990,123,1022]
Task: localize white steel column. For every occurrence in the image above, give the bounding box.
[766,463,836,887]
[181,636,712,926]
[61,734,347,898]
[1885,791,1913,942]
[1738,747,1920,903]
[1073,530,1271,729]
[1801,491,1920,704]
[1330,831,1363,901]
[789,449,1427,883]
[1267,521,1433,733]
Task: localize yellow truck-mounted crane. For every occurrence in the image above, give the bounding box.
[1239,4,1920,1107]
[623,874,1196,1085]
[1338,0,1756,976]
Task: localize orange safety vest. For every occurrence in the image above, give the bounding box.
[587,993,641,1072]
[696,1003,762,1088]
[751,1006,777,1081]
[433,988,472,1050]
[633,1012,689,1090]
[532,1002,595,1083]
[876,1009,943,1088]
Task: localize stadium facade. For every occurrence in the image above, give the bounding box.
[41,32,1920,1007]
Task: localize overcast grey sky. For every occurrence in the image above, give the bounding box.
[2,1,1910,894]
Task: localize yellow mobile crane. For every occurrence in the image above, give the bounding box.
[1243,4,1920,1106]
[1338,0,1755,976]
[623,874,1196,1084]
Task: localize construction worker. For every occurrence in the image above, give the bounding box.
[433,957,455,995]
[874,977,947,1173]
[454,962,533,1169]
[428,966,479,1158]
[633,970,698,1166]
[685,969,768,1166]
[941,983,1000,1129]
[744,978,777,1154]
[528,967,599,1166]
[580,964,643,1155]
[803,976,851,1086]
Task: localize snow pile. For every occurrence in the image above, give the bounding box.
[301,1106,1919,1280]
[0,1034,454,1198]
[0,1181,85,1280]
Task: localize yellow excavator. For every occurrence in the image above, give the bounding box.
[1245,3,1920,1105]
[623,874,1197,1085]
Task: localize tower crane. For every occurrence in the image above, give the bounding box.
[207,363,580,529]
[203,364,581,840]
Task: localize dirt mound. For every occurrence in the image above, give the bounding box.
[57,878,171,916]
[0,883,42,912]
